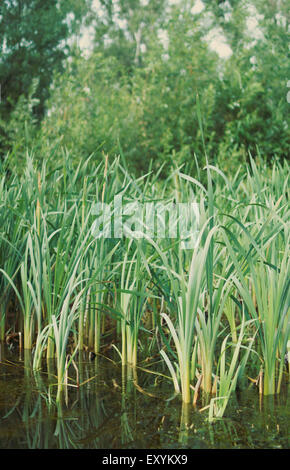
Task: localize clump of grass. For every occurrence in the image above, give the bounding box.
[0,152,289,421]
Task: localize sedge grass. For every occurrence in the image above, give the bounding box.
[0,152,289,420]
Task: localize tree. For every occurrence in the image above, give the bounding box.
[0,0,91,119]
[203,0,289,166]
[92,0,168,70]
[38,3,219,175]
[203,0,249,52]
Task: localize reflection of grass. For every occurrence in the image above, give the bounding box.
[0,351,289,448]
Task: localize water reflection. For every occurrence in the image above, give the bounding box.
[0,346,289,449]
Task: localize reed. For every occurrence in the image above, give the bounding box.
[223,208,289,395]
[148,220,218,403]
[0,151,288,421]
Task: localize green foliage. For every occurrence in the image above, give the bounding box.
[0,0,91,159]
[204,0,290,165]
[1,0,289,175]
[0,0,289,425]
[0,153,288,418]
[0,0,90,114]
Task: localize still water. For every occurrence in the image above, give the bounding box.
[0,346,289,449]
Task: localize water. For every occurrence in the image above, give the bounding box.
[0,346,289,449]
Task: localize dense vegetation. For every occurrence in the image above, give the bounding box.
[0,0,289,174]
[0,0,289,423]
[0,153,289,419]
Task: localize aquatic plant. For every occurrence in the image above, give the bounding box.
[0,154,289,422]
